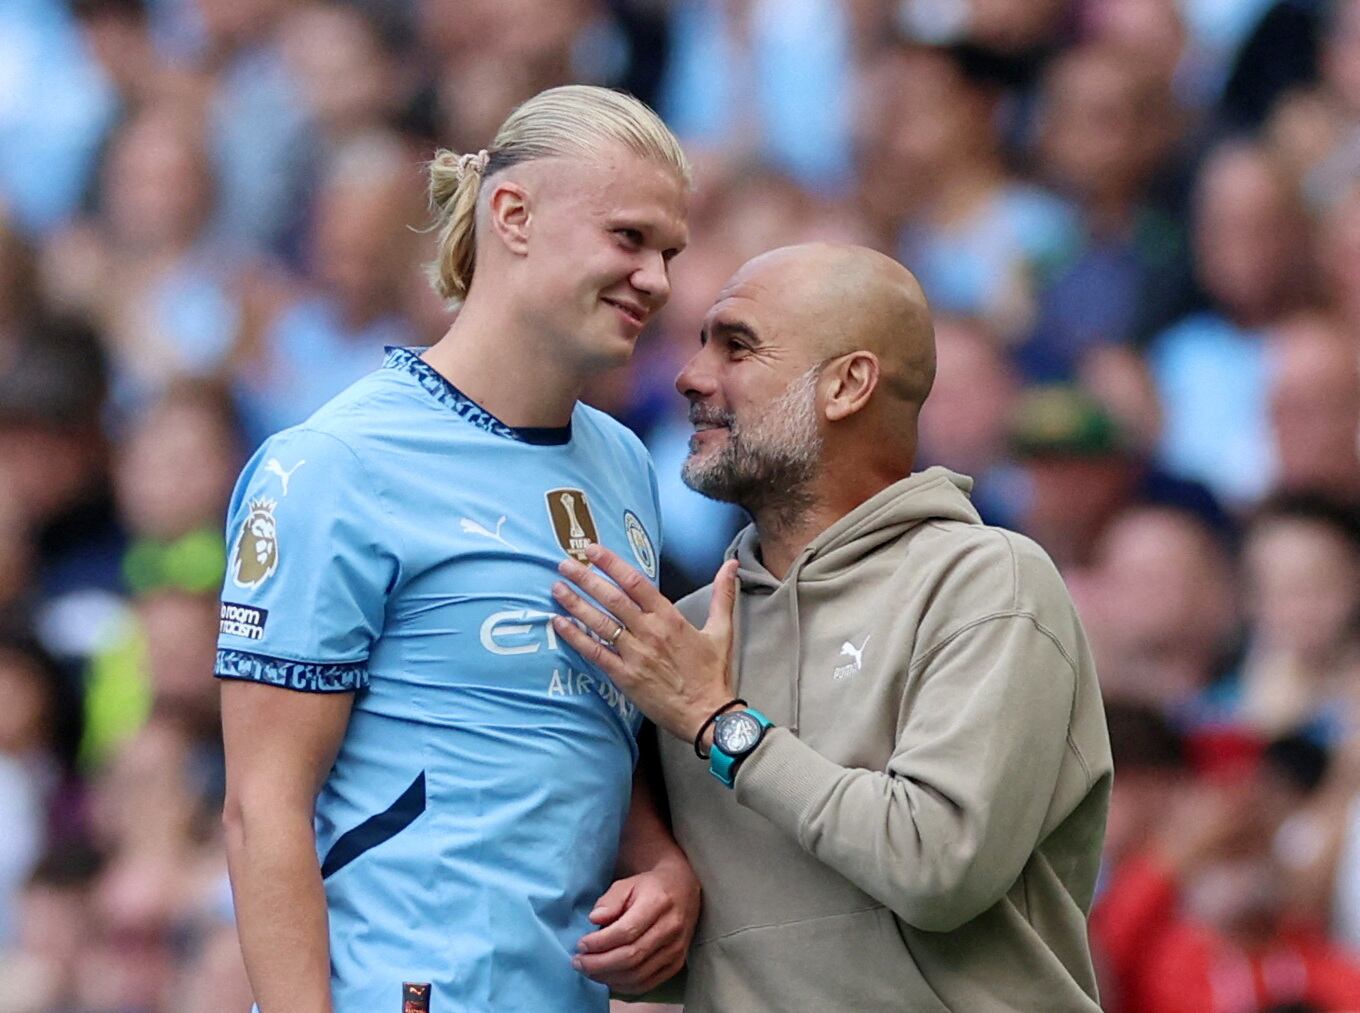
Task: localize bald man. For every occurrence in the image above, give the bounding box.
[551,244,1111,1011]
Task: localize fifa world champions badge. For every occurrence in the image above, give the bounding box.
[545,487,600,563]
[230,497,279,589]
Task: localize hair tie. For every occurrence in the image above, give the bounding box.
[457,149,490,182]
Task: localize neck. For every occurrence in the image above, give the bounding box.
[750,457,909,580]
[750,498,839,581]
[422,287,584,428]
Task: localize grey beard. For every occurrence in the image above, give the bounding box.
[681,365,823,522]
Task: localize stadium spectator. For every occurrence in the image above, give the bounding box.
[0,323,125,664]
[1148,142,1315,505]
[1236,494,1360,742]
[0,1,117,236]
[79,381,237,768]
[40,104,245,415]
[915,315,1025,528]
[277,4,406,152]
[881,43,1079,342]
[1262,0,1360,209]
[84,715,237,1010]
[1268,314,1360,501]
[232,133,424,447]
[659,0,855,191]
[0,844,103,1011]
[1008,384,1228,570]
[1080,505,1240,716]
[1093,732,1360,1013]
[0,633,80,944]
[188,0,314,259]
[1318,181,1360,337]
[1025,43,1192,379]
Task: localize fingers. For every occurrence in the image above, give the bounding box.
[575,902,684,984]
[552,581,625,646]
[704,559,740,639]
[557,555,645,622]
[583,544,669,613]
[584,944,685,996]
[551,614,628,682]
[577,886,667,957]
[588,879,634,927]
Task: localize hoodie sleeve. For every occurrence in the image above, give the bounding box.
[732,540,1085,932]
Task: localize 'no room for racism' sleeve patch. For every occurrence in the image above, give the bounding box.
[219,601,268,640]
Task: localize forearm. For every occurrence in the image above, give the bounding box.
[225,804,333,1013]
[733,727,1060,932]
[617,761,690,879]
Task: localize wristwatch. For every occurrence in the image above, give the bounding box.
[709,708,773,788]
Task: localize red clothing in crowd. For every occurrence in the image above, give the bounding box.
[1092,852,1360,1012]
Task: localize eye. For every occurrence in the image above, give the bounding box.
[614,228,644,248]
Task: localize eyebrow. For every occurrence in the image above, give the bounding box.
[702,320,760,346]
[609,216,687,255]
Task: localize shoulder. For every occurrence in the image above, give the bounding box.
[270,368,432,459]
[907,520,1074,622]
[573,404,656,479]
[240,376,419,514]
[575,404,652,455]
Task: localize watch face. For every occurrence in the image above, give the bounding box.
[715,712,762,755]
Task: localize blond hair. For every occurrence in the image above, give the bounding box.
[426,85,690,304]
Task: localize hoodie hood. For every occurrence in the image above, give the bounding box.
[729,466,981,590]
[720,466,980,735]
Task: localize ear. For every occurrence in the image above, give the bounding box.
[486,180,532,255]
[823,352,879,422]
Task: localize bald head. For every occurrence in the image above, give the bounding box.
[725,243,936,409]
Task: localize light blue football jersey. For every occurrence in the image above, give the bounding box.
[215,347,663,1012]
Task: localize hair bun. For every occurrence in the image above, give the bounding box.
[457,149,490,181]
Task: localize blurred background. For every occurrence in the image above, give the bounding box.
[1,0,1359,1009]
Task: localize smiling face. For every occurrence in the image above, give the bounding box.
[514,145,689,370]
[676,258,827,513]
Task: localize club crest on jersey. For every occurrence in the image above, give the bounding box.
[545,488,599,563]
[230,497,279,589]
[623,510,657,580]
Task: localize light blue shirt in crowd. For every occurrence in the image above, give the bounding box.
[1149,311,1275,505]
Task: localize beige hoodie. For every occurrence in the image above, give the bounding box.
[658,467,1111,1012]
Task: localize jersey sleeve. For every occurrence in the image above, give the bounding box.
[214,426,400,693]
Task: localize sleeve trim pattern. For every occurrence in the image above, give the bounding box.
[214,648,369,693]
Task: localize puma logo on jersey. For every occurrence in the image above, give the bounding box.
[264,457,305,495]
[460,515,515,549]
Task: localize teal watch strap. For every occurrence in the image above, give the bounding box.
[709,708,773,788]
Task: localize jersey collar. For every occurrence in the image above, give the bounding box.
[384,346,573,446]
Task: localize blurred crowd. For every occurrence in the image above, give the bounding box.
[1,0,1360,1009]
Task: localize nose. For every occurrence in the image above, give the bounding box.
[631,251,671,306]
[675,347,716,399]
